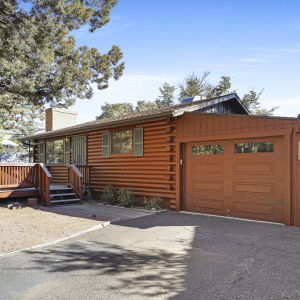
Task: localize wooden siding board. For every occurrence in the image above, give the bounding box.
[293,128,300,226]
[188,113,195,137]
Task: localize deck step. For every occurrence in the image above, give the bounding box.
[50,198,80,204]
[50,193,77,197]
[50,187,72,191]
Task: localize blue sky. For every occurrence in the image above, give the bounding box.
[70,0,300,123]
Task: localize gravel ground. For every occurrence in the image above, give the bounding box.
[0,198,109,254]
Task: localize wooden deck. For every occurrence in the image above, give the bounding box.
[0,164,87,206]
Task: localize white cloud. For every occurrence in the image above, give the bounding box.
[280,48,300,53]
[238,58,270,63]
[271,95,300,106]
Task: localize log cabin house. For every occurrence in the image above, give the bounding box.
[2,93,300,226]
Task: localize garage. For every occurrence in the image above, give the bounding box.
[183,137,285,223]
[176,113,300,226]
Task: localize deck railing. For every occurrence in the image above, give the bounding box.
[67,164,83,203]
[76,165,90,186]
[0,163,37,188]
[38,164,52,206]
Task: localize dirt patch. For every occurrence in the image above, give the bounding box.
[0,199,110,255]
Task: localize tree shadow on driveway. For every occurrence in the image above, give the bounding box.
[1,212,300,300]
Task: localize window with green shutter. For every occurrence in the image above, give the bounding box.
[134,127,143,156]
[102,132,109,158]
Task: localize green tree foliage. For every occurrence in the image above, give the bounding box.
[178,71,210,100]
[179,72,277,115]
[179,72,234,101]
[135,100,158,112]
[96,73,277,119]
[13,114,43,162]
[0,0,125,128]
[155,82,176,107]
[242,89,278,116]
[97,100,160,119]
[206,76,233,98]
[0,124,6,159]
[96,102,134,119]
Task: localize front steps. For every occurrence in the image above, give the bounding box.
[50,186,80,205]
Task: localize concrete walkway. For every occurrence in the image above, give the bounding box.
[39,202,155,223]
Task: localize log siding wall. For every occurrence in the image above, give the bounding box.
[33,118,177,209]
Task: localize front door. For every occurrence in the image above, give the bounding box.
[73,136,87,165]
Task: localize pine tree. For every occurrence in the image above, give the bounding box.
[0,1,125,127]
[155,83,176,108]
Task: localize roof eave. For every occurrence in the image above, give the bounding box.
[20,111,174,141]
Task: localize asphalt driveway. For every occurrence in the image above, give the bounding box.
[1,211,300,300]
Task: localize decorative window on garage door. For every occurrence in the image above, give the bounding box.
[235,141,274,153]
[192,144,223,155]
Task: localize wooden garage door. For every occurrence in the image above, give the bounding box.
[183,137,285,223]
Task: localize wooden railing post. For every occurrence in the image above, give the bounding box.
[38,163,52,206]
[67,164,83,203]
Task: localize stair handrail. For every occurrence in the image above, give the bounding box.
[39,163,52,206]
[67,164,83,203]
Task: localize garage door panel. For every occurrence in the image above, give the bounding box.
[233,202,274,216]
[189,198,224,214]
[189,162,224,175]
[232,202,276,221]
[187,180,225,194]
[232,181,275,197]
[233,161,275,176]
[232,201,284,223]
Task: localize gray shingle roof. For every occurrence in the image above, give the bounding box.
[22,93,244,140]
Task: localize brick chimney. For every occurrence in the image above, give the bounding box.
[45,108,77,132]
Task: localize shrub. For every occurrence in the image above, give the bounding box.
[101,185,118,205]
[118,188,135,208]
[82,189,93,201]
[144,195,163,210]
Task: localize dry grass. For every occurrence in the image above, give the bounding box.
[0,199,104,254]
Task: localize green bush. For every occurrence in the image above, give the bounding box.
[144,195,163,210]
[118,188,135,208]
[101,185,118,205]
[82,189,93,201]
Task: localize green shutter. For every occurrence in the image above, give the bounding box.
[65,138,71,165]
[134,127,143,156]
[102,132,109,158]
[40,142,45,164]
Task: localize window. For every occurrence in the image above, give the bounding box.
[235,141,274,153]
[111,129,133,155]
[45,140,64,164]
[192,144,223,155]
